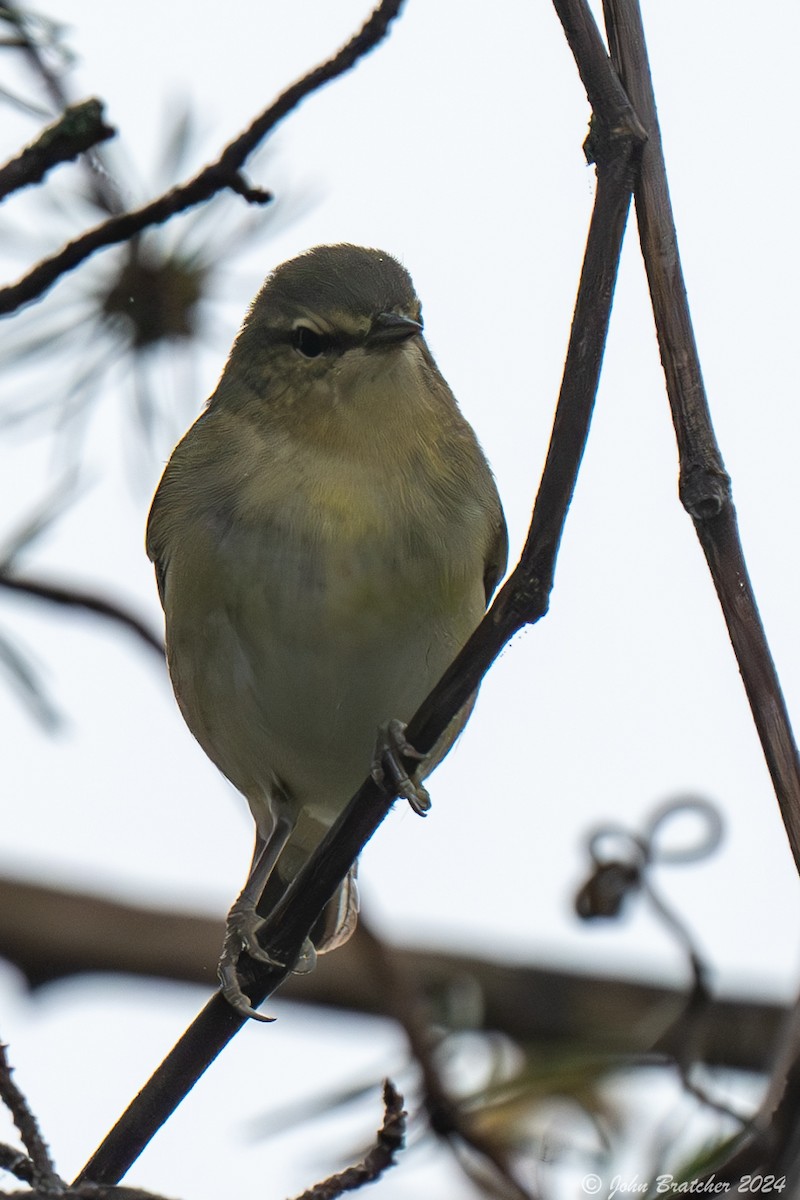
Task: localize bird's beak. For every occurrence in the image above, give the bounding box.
[367,311,423,348]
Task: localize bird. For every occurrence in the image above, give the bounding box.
[146,244,508,1017]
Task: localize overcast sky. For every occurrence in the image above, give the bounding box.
[1,2,799,1197]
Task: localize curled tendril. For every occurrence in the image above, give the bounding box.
[575,794,724,922]
[574,794,748,1124]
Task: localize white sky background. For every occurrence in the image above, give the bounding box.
[0,1,799,1196]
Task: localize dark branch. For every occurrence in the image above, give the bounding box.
[601,0,800,873]
[0,98,115,201]
[0,0,405,314]
[0,573,164,658]
[407,0,645,757]
[551,0,646,144]
[0,875,783,1073]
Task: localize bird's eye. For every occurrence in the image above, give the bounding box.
[291,326,326,358]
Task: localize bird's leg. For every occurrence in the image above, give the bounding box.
[372,717,431,816]
[219,814,294,1018]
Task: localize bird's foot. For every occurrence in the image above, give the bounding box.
[218,900,284,1022]
[218,904,320,1019]
[372,717,431,816]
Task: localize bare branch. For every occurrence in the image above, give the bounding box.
[0,875,784,1073]
[288,1079,405,1200]
[0,0,405,314]
[601,0,800,873]
[0,98,115,201]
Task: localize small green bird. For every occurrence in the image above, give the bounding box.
[147,245,508,1016]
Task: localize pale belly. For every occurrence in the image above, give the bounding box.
[165,512,486,833]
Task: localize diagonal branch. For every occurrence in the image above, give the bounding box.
[74,2,645,1187]
[602,0,800,872]
[0,0,405,315]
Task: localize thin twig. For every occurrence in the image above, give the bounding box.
[602,0,800,873]
[0,1043,63,1194]
[0,0,405,314]
[288,1080,406,1200]
[0,99,115,201]
[0,574,164,658]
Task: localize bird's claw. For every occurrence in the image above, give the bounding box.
[372,718,432,816]
[217,905,320,1019]
[218,957,275,1023]
[217,903,283,1022]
